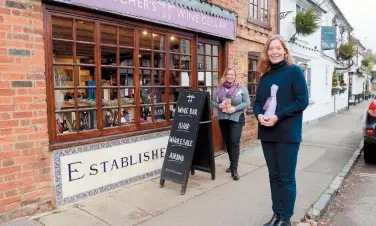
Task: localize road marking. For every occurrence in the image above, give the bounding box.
[357,173,376,178]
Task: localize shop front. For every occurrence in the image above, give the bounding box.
[45,0,236,206]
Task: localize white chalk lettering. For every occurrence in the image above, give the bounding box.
[169,152,184,162]
[189,108,197,115]
[178,122,190,130]
[178,106,188,114]
[169,136,193,147]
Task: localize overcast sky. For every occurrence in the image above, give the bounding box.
[335,0,376,52]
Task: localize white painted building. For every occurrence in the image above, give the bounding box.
[279,0,353,125]
[346,36,368,105]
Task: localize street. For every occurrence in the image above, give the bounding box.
[318,151,376,226]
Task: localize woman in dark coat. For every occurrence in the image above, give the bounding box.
[253,35,309,226]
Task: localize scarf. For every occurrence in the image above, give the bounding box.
[218,81,240,103]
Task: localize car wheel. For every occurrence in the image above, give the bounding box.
[364,141,376,164]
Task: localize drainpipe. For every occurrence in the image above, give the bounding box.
[277,0,280,34]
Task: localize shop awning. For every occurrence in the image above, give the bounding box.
[47,0,237,40]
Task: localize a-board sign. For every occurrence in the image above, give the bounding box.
[160,90,215,194]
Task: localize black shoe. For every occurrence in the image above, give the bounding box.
[226,166,231,173]
[263,213,280,226]
[231,169,239,180]
[274,220,291,226]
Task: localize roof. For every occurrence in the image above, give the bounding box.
[328,0,353,30]
[350,35,367,50]
[158,0,236,21]
[306,0,327,13]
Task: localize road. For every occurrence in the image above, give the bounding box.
[318,151,376,226]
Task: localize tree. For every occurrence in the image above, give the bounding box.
[363,50,375,75]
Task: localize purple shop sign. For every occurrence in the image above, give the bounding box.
[52,0,236,40]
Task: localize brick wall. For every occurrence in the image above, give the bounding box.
[211,0,278,149]
[0,0,53,223]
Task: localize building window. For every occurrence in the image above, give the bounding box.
[169,36,193,120]
[49,14,199,143]
[248,0,270,28]
[305,67,312,98]
[250,0,258,19]
[197,39,221,116]
[247,55,261,110]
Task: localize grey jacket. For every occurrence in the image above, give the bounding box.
[212,86,251,122]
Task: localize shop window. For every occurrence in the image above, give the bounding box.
[197,40,220,116]
[49,15,194,143]
[248,0,270,28]
[169,37,192,120]
[247,55,261,111]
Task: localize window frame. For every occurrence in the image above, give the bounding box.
[247,0,272,30]
[305,67,312,99]
[246,52,261,114]
[44,4,225,150]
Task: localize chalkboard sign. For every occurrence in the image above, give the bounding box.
[160,90,215,195]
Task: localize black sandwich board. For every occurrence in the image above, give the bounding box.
[159,90,215,195]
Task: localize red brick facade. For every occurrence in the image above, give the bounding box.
[211,0,278,148]
[0,0,53,223]
[0,0,277,223]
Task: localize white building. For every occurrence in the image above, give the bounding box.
[348,36,367,103]
[279,0,353,125]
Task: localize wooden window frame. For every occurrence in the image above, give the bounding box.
[247,0,272,30]
[43,4,226,150]
[197,37,222,116]
[246,52,261,114]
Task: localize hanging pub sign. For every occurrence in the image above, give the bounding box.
[321,26,337,50]
[159,90,215,195]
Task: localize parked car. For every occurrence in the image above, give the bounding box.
[363,94,376,163]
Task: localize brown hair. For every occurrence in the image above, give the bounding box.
[218,67,241,87]
[257,34,294,74]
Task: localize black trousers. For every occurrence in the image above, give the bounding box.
[219,114,245,170]
[261,142,300,220]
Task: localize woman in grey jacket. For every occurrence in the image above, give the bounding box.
[213,68,250,180]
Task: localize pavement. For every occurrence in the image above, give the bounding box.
[1,101,369,226]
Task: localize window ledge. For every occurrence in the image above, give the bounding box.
[49,126,171,151]
[309,99,315,105]
[247,17,272,30]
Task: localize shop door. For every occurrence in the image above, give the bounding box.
[197,38,224,152]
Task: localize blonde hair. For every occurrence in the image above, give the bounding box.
[257,35,294,74]
[218,67,241,87]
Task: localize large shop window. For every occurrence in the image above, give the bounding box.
[49,14,199,143]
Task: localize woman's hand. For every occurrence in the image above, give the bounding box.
[219,103,226,109]
[263,115,278,127]
[258,114,278,126]
[227,107,236,114]
[258,114,268,125]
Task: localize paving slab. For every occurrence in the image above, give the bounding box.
[38,208,108,226]
[78,195,152,226]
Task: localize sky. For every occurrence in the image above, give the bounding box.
[335,0,376,52]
